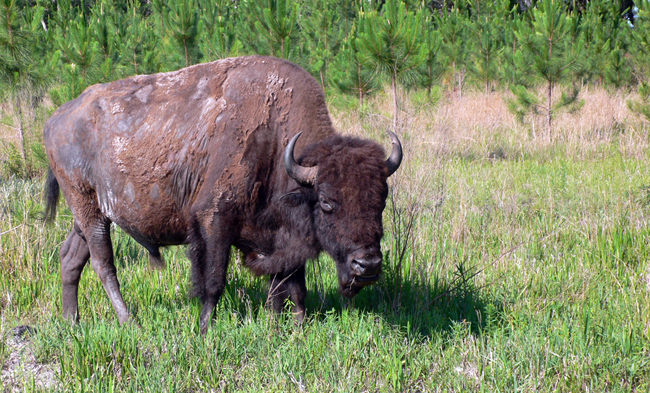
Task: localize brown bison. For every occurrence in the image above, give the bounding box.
[43,56,402,333]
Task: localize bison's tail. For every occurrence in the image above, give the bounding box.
[43,168,60,224]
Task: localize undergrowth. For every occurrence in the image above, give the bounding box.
[1,90,649,392]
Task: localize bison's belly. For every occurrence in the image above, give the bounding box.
[97,185,188,246]
[114,212,188,246]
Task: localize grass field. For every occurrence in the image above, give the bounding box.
[1,88,650,392]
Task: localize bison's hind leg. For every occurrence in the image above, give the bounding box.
[144,246,165,269]
[60,223,90,321]
[148,251,165,269]
[81,217,133,325]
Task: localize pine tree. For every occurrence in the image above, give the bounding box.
[91,0,122,81]
[239,0,299,60]
[299,0,341,90]
[0,0,53,174]
[122,1,159,75]
[164,0,201,67]
[151,0,166,34]
[579,0,632,87]
[198,0,241,61]
[627,0,650,123]
[329,20,378,107]
[501,4,527,87]
[54,2,98,82]
[437,2,470,96]
[418,14,443,99]
[467,0,506,93]
[603,41,631,89]
[628,0,650,85]
[51,8,99,105]
[508,0,584,140]
[356,0,427,130]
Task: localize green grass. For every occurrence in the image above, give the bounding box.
[2,133,650,391]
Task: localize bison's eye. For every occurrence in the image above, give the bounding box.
[319,195,334,212]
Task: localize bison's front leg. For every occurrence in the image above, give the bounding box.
[268,266,307,323]
[199,244,231,335]
[189,221,233,335]
[60,223,90,321]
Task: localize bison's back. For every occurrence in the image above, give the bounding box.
[44,56,335,243]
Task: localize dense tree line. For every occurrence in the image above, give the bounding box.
[1,0,650,174]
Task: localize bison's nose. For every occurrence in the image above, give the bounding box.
[350,254,382,277]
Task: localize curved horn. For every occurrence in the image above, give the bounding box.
[386,130,403,176]
[284,132,318,186]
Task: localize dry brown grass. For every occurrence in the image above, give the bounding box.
[329,86,650,288]
[0,104,19,149]
[329,86,650,162]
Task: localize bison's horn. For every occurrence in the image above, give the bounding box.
[386,130,403,176]
[284,132,318,186]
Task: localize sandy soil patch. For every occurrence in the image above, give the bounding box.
[1,326,60,393]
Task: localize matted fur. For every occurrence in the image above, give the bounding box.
[43,56,398,331]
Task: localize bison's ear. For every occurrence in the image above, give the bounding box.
[279,191,308,207]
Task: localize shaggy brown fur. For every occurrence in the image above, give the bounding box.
[43,56,400,334]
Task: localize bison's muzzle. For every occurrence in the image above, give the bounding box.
[348,248,382,279]
[337,247,383,297]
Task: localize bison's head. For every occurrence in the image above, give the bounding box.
[284,131,402,297]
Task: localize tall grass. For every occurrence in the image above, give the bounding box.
[1,88,649,391]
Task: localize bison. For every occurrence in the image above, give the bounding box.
[43,56,402,334]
